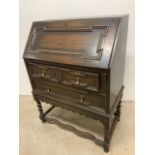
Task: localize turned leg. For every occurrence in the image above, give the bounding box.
[103,118,111,153]
[32,94,45,122]
[36,100,46,122]
[103,127,110,152]
[115,100,121,121]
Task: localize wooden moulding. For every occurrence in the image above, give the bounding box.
[39,101,120,151]
[27,25,108,61]
[24,17,128,153]
[42,104,104,146]
[35,85,123,152]
[33,85,124,152]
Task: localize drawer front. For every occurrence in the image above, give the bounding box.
[33,80,106,109]
[30,63,59,82]
[29,62,100,92]
[60,68,99,91]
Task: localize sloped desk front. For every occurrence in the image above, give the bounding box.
[23,17,128,152]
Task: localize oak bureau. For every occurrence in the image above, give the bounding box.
[23,16,128,152]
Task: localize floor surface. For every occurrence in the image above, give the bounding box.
[19,95,134,155]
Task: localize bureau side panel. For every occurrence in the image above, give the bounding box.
[109,16,129,112]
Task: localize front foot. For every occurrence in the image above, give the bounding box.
[39,114,46,123]
[103,142,110,153]
[115,101,121,122]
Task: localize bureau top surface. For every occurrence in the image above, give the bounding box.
[23,17,122,69]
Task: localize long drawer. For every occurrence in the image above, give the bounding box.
[30,63,100,91]
[33,80,106,109]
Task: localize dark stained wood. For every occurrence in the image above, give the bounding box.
[23,16,128,152]
[109,16,128,113]
[33,79,107,109]
[23,18,119,69]
[44,115,104,146]
[60,67,99,91]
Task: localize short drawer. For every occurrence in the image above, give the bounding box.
[29,63,100,92]
[60,68,99,91]
[33,80,106,109]
[30,63,59,82]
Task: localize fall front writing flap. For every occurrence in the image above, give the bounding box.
[23,18,120,69]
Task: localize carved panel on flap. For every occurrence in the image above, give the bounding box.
[28,26,108,60]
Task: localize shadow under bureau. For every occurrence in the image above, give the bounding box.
[23,16,128,152]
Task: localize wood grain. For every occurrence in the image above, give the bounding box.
[23,16,128,153]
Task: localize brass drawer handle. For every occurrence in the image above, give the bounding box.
[71,79,88,88]
[80,96,84,103]
[41,71,45,77]
[46,88,51,93]
[76,77,80,85]
[80,96,90,106]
